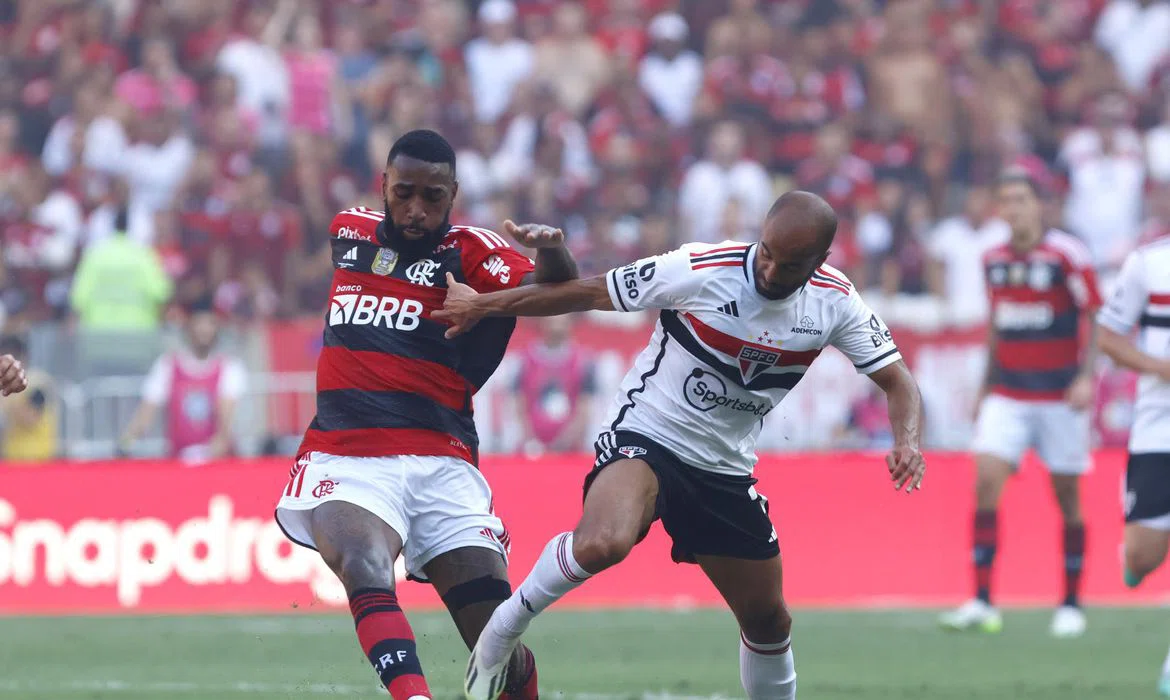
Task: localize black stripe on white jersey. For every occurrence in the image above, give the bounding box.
[690,251,748,265]
[610,330,670,431]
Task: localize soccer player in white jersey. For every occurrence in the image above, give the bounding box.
[435,191,926,700]
[1096,235,1170,695]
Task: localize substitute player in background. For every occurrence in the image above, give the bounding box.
[0,353,27,396]
[1096,235,1170,694]
[941,170,1103,638]
[274,130,579,700]
[438,191,926,700]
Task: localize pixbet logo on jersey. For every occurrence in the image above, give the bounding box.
[330,294,423,330]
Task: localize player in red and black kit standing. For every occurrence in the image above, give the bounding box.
[942,169,1103,638]
[274,130,578,700]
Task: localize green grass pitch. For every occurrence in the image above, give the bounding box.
[0,608,1165,699]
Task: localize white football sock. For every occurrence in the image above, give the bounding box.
[478,533,591,671]
[740,633,797,700]
[1161,643,1170,676]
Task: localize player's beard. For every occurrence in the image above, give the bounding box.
[755,277,805,301]
[383,204,452,262]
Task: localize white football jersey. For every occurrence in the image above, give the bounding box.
[602,242,902,476]
[1097,237,1170,454]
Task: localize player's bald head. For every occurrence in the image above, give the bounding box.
[751,191,838,300]
[762,191,838,254]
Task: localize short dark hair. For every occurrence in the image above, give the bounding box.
[995,168,1043,198]
[386,129,457,173]
[186,294,216,316]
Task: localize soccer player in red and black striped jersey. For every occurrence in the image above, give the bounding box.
[941,169,1103,639]
[274,130,578,700]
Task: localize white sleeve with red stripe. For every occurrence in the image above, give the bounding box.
[1097,250,1147,335]
[605,244,717,312]
[829,287,903,375]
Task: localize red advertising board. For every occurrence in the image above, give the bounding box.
[0,451,1165,615]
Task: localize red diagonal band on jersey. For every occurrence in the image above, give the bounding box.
[682,313,821,367]
[993,338,1081,372]
[299,427,473,463]
[316,348,469,411]
[1150,293,1170,305]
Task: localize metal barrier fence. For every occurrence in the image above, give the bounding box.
[56,371,317,460]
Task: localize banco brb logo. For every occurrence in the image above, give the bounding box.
[330,294,423,330]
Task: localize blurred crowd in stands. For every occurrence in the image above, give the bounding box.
[1,0,1168,460]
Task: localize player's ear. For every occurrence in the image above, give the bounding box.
[450,179,459,203]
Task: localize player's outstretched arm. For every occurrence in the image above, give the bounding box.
[436,273,614,338]
[1098,326,1170,382]
[868,359,926,493]
[0,354,27,396]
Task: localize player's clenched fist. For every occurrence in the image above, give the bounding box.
[436,273,484,339]
[0,354,27,397]
[886,444,925,493]
[503,219,564,249]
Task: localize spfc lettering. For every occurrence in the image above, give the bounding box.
[737,345,780,384]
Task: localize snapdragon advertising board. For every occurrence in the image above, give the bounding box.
[0,451,1166,615]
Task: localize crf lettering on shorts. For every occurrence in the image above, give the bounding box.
[684,369,772,416]
[329,294,423,330]
[994,301,1054,330]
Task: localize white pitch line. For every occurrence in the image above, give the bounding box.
[0,680,729,700]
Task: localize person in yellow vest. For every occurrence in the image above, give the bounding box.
[0,336,57,462]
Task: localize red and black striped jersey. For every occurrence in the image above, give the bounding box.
[298,207,535,464]
[984,230,1102,401]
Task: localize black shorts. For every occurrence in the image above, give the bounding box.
[1124,453,1170,524]
[586,431,779,564]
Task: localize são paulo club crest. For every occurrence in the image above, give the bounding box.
[618,446,647,459]
[737,344,781,384]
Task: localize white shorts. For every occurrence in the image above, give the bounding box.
[971,394,1092,474]
[274,451,508,579]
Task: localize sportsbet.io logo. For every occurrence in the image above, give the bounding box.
[330,294,423,330]
[684,368,772,416]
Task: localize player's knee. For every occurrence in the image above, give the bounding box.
[740,602,792,644]
[320,545,396,592]
[571,527,636,573]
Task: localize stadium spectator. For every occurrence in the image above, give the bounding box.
[0,335,56,462]
[638,12,702,128]
[119,297,246,463]
[925,186,1009,327]
[1094,0,1170,92]
[532,2,610,118]
[465,0,533,124]
[69,210,171,332]
[1059,90,1146,268]
[512,315,597,456]
[1147,97,1170,182]
[678,121,772,243]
